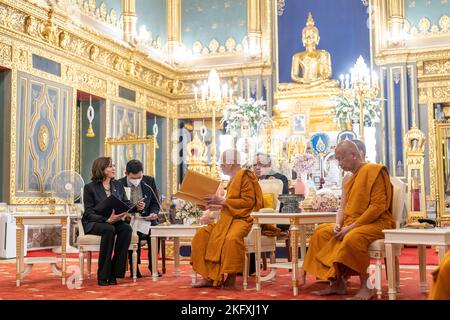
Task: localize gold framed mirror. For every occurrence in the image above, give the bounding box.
[104,133,156,178]
[435,121,450,226]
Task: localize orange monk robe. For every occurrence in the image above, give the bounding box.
[190,169,263,286]
[429,251,450,300]
[303,164,395,280]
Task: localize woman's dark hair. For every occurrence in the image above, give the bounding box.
[91,157,113,183]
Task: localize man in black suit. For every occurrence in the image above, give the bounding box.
[118,160,162,278]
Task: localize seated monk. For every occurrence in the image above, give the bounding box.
[334,139,366,234]
[191,149,264,289]
[303,140,395,300]
[429,251,450,300]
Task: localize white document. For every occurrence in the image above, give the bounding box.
[135,217,151,235]
[124,187,131,200]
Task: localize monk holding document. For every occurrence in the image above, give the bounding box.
[303,140,395,300]
[191,149,263,289]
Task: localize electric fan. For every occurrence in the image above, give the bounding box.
[51,170,85,254]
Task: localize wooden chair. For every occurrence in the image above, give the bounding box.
[242,179,284,290]
[368,176,406,299]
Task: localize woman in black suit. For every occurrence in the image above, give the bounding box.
[82,157,133,286]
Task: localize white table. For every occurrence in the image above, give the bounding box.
[150,225,202,283]
[15,213,68,287]
[383,228,450,300]
[251,212,336,296]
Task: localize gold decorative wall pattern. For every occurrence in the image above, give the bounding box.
[423,60,450,76]
[76,0,122,29]
[0,0,276,203]
[404,15,449,38]
[0,41,12,62]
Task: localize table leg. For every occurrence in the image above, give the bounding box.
[151,235,159,282]
[299,225,307,285]
[254,222,262,291]
[61,220,67,285]
[290,221,299,296]
[438,246,447,263]
[418,245,427,293]
[385,243,396,300]
[174,237,180,276]
[16,222,23,287]
[161,238,166,274]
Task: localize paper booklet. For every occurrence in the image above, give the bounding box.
[174,170,221,206]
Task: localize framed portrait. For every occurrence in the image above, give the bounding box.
[292,114,306,134]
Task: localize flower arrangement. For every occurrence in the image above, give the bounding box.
[311,189,340,212]
[331,95,381,128]
[175,199,203,224]
[290,153,316,176]
[221,98,272,136]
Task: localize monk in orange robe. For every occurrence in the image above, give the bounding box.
[429,251,450,300]
[191,149,264,289]
[303,140,395,300]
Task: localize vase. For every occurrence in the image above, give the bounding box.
[294,173,308,196]
[295,178,305,195]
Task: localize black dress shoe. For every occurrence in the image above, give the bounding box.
[98,279,109,286]
[108,277,117,285]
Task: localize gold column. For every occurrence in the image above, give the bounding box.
[388,0,405,37]
[247,0,262,55]
[122,0,137,43]
[167,0,182,57]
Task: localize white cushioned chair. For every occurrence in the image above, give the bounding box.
[76,192,139,284]
[368,176,406,299]
[242,178,284,290]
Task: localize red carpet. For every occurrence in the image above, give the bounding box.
[0,252,440,300]
[25,247,441,265]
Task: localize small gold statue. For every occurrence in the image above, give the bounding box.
[186,131,210,176]
[291,13,338,88]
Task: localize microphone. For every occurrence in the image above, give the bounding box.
[143,181,163,209]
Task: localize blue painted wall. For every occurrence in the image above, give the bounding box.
[277,0,370,83]
[182,0,247,49]
[136,0,167,47]
[406,0,449,28]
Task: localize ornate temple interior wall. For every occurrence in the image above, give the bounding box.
[0,0,449,250]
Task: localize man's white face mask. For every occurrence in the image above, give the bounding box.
[129,178,142,187]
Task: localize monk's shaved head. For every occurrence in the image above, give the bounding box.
[221,149,242,165]
[335,140,364,173]
[336,140,360,156]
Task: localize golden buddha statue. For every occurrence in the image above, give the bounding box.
[291,13,338,88]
